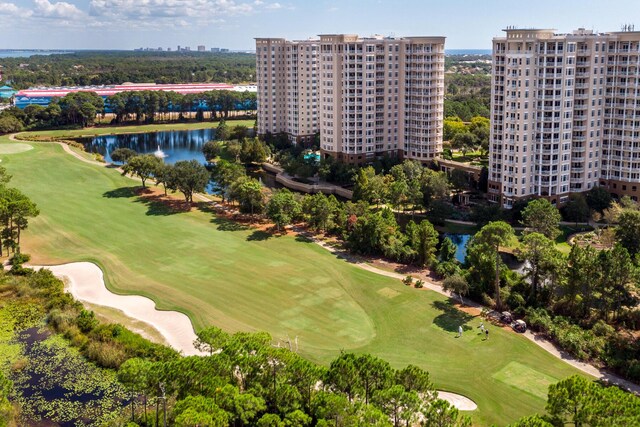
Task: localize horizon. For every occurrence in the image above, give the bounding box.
[0,0,639,50]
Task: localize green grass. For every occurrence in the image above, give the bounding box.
[493,361,558,400]
[0,136,589,425]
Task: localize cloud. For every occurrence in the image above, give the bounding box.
[0,2,33,17]
[265,2,281,9]
[33,0,84,19]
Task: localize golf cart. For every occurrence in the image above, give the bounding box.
[500,311,513,324]
[512,319,527,333]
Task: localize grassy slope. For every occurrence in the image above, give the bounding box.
[0,137,586,425]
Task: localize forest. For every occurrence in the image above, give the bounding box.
[0,51,256,89]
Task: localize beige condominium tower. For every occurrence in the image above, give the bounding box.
[489,27,640,208]
[256,34,445,163]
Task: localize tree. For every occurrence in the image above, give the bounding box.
[585,186,612,213]
[216,119,230,140]
[154,163,175,195]
[110,147,138,164]
[171,160,210,204]
[422,398,471,427]
[405,219,439,266]
[468,116,490,155]
[212,159,245,203]
[194,326,229,355]
[123,154,162,188]
[451,131,479,156]
[546,376,594,427]
[439,237,457,263]
[517,233,564,300]
[0,115,24,134]
[173,395,230,427]
[353,166,388,207]
[449,169,469,194]
[395,364,433,394]
[443,116,467,141]
[202,140,223,161]
[507,415,554,427]
[616,209,640,256]
[356,354,393,405]
[562,193,590,224]
[521,199,561,240]
[266,189,301,232]
[302,193,339,232]
[373,385,420,427]
[230,176,264,215]
[118,358,153,422]
[470,221,515,310]
[326,353,362,402]
[442,274,469,305]
[0,187,39,254]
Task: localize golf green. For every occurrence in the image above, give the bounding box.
[0,137,586,425]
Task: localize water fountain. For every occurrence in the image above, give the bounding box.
[153,145,167,159]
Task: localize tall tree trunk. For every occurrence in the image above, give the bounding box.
[494,245,502,310]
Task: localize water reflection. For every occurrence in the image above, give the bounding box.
[442,233,472,263]
[82,128,216,164]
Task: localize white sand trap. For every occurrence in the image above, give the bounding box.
[31,262,203,356]
[437,391,477,411]
[0,143,33,154]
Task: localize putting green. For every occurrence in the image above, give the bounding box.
[0,143,33,154]
[493,361,557,400]
[0,136,588,425]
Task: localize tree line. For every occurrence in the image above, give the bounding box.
[0,51,256,89]
[0,90,256,134]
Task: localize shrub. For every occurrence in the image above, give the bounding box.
[8,253,30,266]
[76,309,98,333]
[415,280,424,288]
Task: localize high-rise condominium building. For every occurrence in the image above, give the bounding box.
[489,27,640,208]
[255,34,445,163]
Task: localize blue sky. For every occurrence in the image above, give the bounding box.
[0,0,639,50]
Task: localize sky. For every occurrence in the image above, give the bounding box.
[0,0,639,50]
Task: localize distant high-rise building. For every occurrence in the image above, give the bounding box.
[220,48,229,53]
[489,27,640,207]
[211,47,220,53]
[255,34,445,163]
[177,45,181,52]
[197,45,206,52]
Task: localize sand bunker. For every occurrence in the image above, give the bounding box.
[437,391,478,411]
[32,262,203,356]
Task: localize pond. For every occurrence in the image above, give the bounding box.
[442,233,472,263]
[80,128,216,164]
[80,128,279,194]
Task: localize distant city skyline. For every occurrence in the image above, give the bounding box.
[0,0,639,50]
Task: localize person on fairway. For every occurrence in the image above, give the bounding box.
[479,321,485,332]
[485,329,489,340]
[458,325,463,337]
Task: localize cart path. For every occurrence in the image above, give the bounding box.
[8,133,640,394]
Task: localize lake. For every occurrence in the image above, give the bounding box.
[81,128,279,193]
[81,128,216,164]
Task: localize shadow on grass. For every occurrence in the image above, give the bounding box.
[247,230,272,241]
[432,300,475,333]
[102,186,139,198]
[136,194,191,216]
[295,235,314,244]
[210,216,251,232]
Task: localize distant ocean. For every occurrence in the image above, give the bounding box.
[0,50,73,58]
[445,49,491,55]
